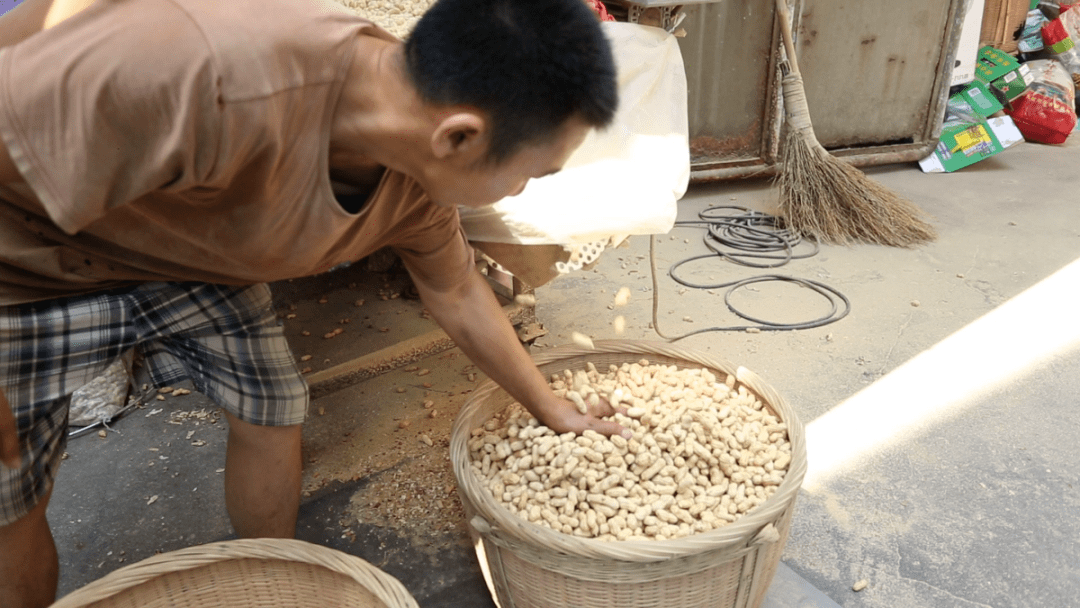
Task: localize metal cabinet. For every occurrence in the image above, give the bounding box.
[681,0,969,182]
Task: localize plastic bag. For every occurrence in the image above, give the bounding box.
[458,22,688,246]
[1006,59,1077,143]
[69,359,130,427]
[1020,9,1050,52]
[584,0,615,22]
[1042,5,1080,79]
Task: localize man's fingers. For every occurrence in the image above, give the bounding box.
[544,397,631,440]
[590,419,631,441]
[588,396,628,420]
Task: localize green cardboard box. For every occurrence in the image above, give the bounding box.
[919,116,1024,173]
[951,80,1004,120]
[973,46,1033,103]
[919,81,1022,173]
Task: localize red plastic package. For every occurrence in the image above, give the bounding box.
[584,0,615,22]
[1005,59,1077,144]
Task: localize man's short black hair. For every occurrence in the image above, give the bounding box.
[404,0,618,164]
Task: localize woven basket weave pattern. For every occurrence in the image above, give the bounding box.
[50,539,419,608]
[980,0,1029,53]
[450,340,807,608]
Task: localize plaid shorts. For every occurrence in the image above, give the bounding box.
[0,282,308,525]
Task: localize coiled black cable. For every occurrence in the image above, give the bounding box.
[651,206,850,341]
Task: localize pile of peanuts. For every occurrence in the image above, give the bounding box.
[467,360,792,541]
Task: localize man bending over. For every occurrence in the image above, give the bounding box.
[0,0,623,605]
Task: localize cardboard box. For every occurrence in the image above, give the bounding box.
[974,46,1034,103]
[953,0,987,85]
[919,115,1024,173]
[952,80,1005,118]
[920,81,1021,173]
[979,0,1030,53]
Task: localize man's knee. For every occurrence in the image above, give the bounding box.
[224,410,302,449]
[224,411,302,474]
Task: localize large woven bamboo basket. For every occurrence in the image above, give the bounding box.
[450,340,807,608]
[50,538,419,608]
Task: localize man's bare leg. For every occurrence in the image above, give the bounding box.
[0,489,58,608]
[223,411,302,538]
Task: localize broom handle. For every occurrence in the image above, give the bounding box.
[773,0,826,153]
[774,0,801,77]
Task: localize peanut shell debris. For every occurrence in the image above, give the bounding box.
[571,332,595,350]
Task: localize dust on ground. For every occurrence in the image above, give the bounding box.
[299,348,484,553]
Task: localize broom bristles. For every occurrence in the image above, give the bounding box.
[777,128,937,248]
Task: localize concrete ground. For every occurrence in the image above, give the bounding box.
[45,133,1079,608]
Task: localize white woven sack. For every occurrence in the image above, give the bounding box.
[458,21,688,246]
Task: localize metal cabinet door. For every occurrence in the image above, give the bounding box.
[684,0,968,182]
[680,0,788,180]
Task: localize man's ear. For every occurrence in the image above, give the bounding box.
[431,112,486,161]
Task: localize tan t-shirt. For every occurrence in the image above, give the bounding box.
[0,0,473,305]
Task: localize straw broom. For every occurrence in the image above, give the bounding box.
[772,0,937,247]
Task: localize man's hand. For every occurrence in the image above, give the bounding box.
[0,388,20,469]
[538,394,631,440]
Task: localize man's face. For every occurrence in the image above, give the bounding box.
[424,117,592,209]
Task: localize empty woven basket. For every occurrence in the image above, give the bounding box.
[50,538,419,608]
[450,340,807,608]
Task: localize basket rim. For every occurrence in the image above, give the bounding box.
[450,339,808,563]
[50,538,420,608]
